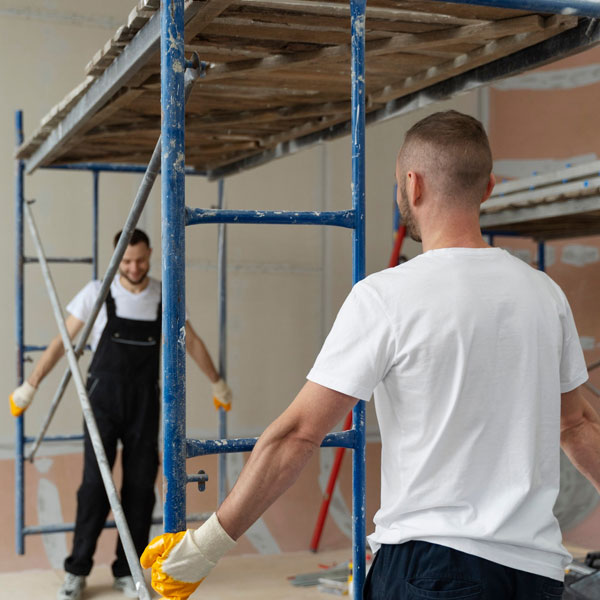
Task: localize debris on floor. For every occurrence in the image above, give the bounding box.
[289,561,351,588]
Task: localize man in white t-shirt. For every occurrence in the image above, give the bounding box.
[138,112,600,600]
[10,229,232,600]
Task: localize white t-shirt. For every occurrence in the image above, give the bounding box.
[307,247,588,581]
[67,276,162,351]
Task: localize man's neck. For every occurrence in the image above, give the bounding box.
[119,275,150,294]
[419,207,490,253]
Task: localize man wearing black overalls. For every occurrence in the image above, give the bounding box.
[10,229,232,600]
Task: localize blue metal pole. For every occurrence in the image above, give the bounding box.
[161,0,187,534]
[43,162,206,176]
[217,179,228,505]
[186,208,355,228]
[92,171,99,280]
[431,0,600,17]
[350,0,366,597]
[15,110,25,555]
[538,241,546,272]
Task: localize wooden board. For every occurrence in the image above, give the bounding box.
[16,0,579,174]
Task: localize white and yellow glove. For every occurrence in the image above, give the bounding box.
[212,378,232,412]
[140,512,236,600]
[9,381,36,417]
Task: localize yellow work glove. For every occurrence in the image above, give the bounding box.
[9,381,36,417]
[140,513,236,600]
[212,378,232,412]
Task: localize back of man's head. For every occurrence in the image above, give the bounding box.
[399,110,493,208]
[113,228,150,248]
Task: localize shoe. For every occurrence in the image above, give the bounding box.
[57,573,86,600]
[113,575,139,598]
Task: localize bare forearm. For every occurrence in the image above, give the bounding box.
[217,422,318,540]
[562,418,600,494]
[185,323,219,383]
[28,335,67,388]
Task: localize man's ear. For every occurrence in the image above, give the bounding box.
[481,173,496,205]
[406,170,422,207]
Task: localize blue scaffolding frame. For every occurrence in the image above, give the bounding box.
[14,1,600,598]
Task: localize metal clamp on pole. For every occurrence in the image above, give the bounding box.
[23,202,152,600]
[26,60,201,463]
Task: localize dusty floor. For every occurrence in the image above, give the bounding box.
[0,548,352,599]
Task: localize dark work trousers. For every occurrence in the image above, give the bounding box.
[64,291,161,578]
[363,541,564,600]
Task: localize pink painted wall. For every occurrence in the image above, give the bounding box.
[2,443,381,572]
[489,46,600,548]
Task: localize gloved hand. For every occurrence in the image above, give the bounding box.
[9,381,36,417]
[140,513,236,600]
[212,378,232,412]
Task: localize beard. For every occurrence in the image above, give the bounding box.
[119,267,149,286]
[399,179,422,243]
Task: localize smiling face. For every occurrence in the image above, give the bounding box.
[119,242,151,287]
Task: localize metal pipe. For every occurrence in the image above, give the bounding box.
[24,512,212,537]
[217,179,228,505]
[186,208,356,228]
[538,241,546,272]
[92,171,99,280]
[584,381,600,397]
[14,110,25,555]
[26,65,200,463]
[431,0,600,17]
[44,162,206,175]
[161,0,187,535]
[587,359,600,372]
[25,434,83,444]
[24,257,93,264]
[350,0,367,596]
[186,430,357,458]
[23,202,151,600]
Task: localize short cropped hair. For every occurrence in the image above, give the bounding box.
[400,110,493,205]
[113,228,150,248]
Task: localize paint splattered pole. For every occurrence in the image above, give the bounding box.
[15,110,25,555]
[350,0,367,597]
[161,0,187,534]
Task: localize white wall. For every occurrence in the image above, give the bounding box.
[0,0,481,570]
[0,1,482,450]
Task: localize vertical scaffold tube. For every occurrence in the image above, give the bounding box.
[161,0,187,534]
[14,110,25,555]
[350,1,367,598]
[538,241,546,272]
[92,171,99,280]
[217,179,228,505]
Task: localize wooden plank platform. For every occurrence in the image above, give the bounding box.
[16,0,581,176]
[481,161,600,240]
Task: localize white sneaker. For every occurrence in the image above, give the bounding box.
[57,573,86,600]
[113,575,138,598]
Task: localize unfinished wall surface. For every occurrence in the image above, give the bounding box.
[0,1,482,573]
[488,45,600,549]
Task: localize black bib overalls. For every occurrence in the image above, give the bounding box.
[64,290,161,578]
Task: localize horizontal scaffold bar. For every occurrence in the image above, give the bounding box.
[186,208,356,229]
[24,434,83,444]
[24,345,90,353]
[433,0,600,17]
[186,430,357,458]
[24,512,212,536]
[44,162,206,176]
[24,256,93,264]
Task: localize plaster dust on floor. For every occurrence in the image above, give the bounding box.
[0,547,352,599]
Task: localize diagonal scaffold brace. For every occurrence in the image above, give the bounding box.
[23,200,153,600]
[26,58,203,463]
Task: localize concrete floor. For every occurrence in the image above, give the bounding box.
[0,548,351,599]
